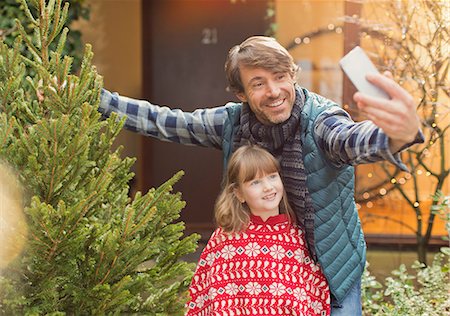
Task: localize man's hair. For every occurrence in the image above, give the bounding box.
[224,36,299,94]
[214,144,295,233]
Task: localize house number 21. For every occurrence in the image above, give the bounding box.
[201,28,218,44]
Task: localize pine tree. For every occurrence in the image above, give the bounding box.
[0,0,199,314]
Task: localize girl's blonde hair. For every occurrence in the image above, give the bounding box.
[214,145,296,233]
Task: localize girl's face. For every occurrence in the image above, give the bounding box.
[235,171,284,221]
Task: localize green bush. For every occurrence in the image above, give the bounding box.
[362,193,450,315]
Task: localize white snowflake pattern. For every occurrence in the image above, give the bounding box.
[269,282,287,296]
[294,248,305,263]
[269,244,286,260]
[208,287,218,300]
[245,282,262,295]
[244,242,261,257]
[195,294,205,308]
[205,252,215,265]
[293,287,308,301]
[311,301,323,314]
[224,283,239,295]
[221,245,237,260]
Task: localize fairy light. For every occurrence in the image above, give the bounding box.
[426,171,431,176]
[379,188,387,195]
[414,202,420,208]
[391,178,397,184]
[367,172,373,178]
[363,192,370,199]
[366,201,373,208]
[398,178,406,185]
[417,169,423,175]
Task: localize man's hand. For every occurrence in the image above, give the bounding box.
[353,71,421,153]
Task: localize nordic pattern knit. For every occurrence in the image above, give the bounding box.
[186,214,330,316]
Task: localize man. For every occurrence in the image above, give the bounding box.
[99,36,423,315]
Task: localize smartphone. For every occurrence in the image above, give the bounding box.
[339,46,390,100]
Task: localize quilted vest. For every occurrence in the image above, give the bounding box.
[221,88,366,303]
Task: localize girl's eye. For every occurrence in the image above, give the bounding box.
[251,180,260,185]
[276,74,286,80]
[269,174,278,179]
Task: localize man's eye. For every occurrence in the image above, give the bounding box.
[276,74,286,80]
[252,82,263,88]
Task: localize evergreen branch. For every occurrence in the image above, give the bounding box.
[64,192,98,238]
[38,0,50,66]
[19,46,43,67]
[99,255,118,285]
[56,27,68,56]
[15,20,41,62]
[47,0,62,45]
[127,206,157,238]
[1,78,14,111]
[121,206,134,241]
[94,251,105,281]
[51,2,69,46]
[133,172,184,222]
[45,119,59,203]
[0,118,15,148]
[18,0,38,26]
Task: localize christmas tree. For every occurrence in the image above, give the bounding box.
[0,0,199,314]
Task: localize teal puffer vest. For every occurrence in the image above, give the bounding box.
[221,88,366,303]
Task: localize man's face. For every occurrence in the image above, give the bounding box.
[236,66,296,125]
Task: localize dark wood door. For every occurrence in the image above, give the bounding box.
[141,0,267,236]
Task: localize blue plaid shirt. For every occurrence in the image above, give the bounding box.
[99,89,423,172]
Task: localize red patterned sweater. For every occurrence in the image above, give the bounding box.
[186,214,330,316]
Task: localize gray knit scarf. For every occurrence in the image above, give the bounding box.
[232,86,317,260]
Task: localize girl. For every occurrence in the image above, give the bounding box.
[186,145,330,316]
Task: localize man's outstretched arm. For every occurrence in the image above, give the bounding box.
[99,89,229,149]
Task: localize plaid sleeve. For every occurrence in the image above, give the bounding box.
[98,89,228,149]
[314,107,424,172]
